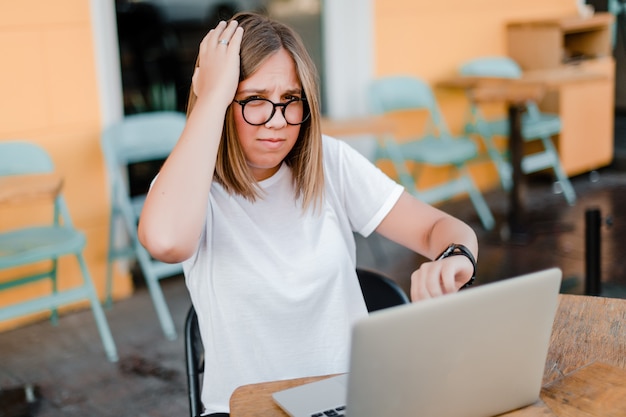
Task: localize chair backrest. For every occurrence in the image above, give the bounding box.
[183,267,409,416]
[0,141,54,176]
[459,56,523,79]
[368,75,450,138]
[0,141,72,226]
[356,267,410,311]
[101,111,186,168]
[459,56,543,120]
[100,111,186,236]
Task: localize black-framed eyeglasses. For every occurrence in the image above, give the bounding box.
[233,97,310,126]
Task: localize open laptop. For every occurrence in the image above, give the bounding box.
[272,268,562,417]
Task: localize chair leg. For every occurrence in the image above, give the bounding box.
[145,275,177,340]
[77,254,119,362]
[105,208,121,308]
[381,137,420,194]
[498,160,514,192]
[137,250,177,340]
[540,136,576,205]
[484,145,514,192]
[466,113,513,191]
[105,258,114,309]
[552,167,577,206]
[50,259,59,325]
[461,173,496,231]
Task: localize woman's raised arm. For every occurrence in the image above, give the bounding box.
[138,21,243,263]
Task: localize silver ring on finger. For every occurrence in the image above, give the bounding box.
[218,39,228,45]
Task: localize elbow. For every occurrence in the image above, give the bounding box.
[142,239,192,264]
[137,223,195,264]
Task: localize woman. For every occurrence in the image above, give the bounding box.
[138,12,478,416]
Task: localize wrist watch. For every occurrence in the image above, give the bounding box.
[436,243,476,288]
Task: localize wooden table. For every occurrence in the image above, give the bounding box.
[230,294,626,417]
[320,115,396,139]
[438,67,607,243]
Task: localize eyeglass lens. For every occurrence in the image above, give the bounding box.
[240,98,309,126]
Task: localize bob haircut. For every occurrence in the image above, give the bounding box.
[186,12,324,211]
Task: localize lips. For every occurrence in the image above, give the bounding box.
[258,138,286,149]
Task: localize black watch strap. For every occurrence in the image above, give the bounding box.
[436,243,476,288]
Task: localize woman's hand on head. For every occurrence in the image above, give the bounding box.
[192,20,244,107]
[409,256,474,301]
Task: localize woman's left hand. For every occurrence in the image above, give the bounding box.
[409,256,474,301]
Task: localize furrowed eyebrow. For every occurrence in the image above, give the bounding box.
[284,88,303,95]
[237,88,303,96]
[237,88,268,95]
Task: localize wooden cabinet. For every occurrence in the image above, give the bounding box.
[506,13,615,176]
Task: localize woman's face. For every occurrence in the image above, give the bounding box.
[233,48,304,181]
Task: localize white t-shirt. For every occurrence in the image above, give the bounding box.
[183,135,404,414]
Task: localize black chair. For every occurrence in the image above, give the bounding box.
[184,306,204,417]
[355,267,410,312]
[184,267,409,417]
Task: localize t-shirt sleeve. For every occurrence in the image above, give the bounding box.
[323,135,404,237]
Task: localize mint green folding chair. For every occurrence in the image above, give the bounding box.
[0,140,118,362]
[459,56,576,205]
[368,75,495,230]
[101,111,186,340]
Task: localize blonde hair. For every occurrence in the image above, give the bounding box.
[186,12,324,211]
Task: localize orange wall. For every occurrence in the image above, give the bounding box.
[0,1,131,331]
[374,0,579,81]
[372,0,580,190]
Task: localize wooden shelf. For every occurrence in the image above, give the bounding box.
[507,12,614,69]
[506,12,616,176]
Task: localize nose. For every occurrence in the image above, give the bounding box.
[264,106,288,128]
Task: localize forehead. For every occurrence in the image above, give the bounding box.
[238,48,301,93]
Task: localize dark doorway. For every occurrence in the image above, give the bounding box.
[114,0,323,116]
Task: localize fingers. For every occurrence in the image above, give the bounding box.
[410,262,441,301]
[197,20,242,66]
[409,257,467,301]
[216,20,241,47]
[192,20,244,103]
[230,25,244,49]
[410,266,437,301]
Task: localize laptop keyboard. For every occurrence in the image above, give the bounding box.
[311,405,346,417]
